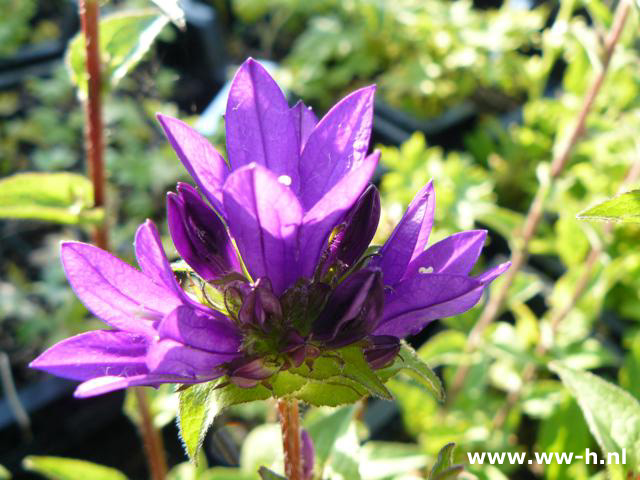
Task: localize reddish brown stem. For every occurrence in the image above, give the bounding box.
[79,0,107,250]
[449,0,632,398]
[134,388,168,480]
[277,398,303,480]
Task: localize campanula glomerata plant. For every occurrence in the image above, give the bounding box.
[30,58,509,470]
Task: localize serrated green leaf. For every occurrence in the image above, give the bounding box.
[550,363,640,469]
[67,10,169,97]
[294,377,367,406]
[0,173,102,225]
[340,346,393,400]
[429,443,463,480]
[178,383,221,463]
[258,467,287,480]
[577,190,640,223]
[380,342,444,402]
[23,457,127,480]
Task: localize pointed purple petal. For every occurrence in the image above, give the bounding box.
[134,220,183,297]
[225,59,299,190]
[157,113,228,215]
[404,230,487,279]
[29,330,149,381]
[300,152,379,278]
[146,339,236,378]
[157,306,241,354]
[290,101,318,153]
[371,181,435,286]
[376,273,483,337]
[167,183,241,281]
[73,373,205,398]
[299,86,376,209]
[60,242,180,335]
[475,261,511,284]
[223,163,303,295]
[337,184,381,267]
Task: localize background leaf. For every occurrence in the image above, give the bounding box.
[577,190,640,223]
[22,457,127,480]
[0,172,102,224]
[550,363,640,469]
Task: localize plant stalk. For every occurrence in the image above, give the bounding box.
[450,0,632,398]
[79,0,107,250]
[78,2,167,478]
[277,398,303,480]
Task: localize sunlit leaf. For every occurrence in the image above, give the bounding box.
[578,190,640,223]
[429,443,463,480]
[258,467,286,480]
[550,363,640,470]
[67,10,169,97]
[0,173,102,225]
[23,457,127,480]
[359,442,428,480]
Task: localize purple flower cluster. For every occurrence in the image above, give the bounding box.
[31,59,509,398]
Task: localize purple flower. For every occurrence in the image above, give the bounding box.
[30,58,509,398]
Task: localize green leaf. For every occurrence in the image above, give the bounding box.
[0,173,102,225]
[240,424,283,476]
[67,10,169,97]
[0,464,10,480]
[429,443,463,480]
[359,442,428,480]
[306,406,357,474]
[550,363,640,469]
[380,342,445,402]
[340,346,393,400]
[294,377,367,407]
[124,384,178,429]
[178,383,220,463]
[258,467,287,480]
[23,457,127,480]
[577,190,640,223]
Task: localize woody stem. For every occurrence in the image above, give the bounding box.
[277,398,303,480]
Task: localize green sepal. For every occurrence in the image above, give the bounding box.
[378,341,445,402]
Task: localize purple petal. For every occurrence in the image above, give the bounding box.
[29,330,149,381]
[157,306,241,354]
[167,183,240,281]
[475,261,511,283]
[225,59,299,191]
[300,152,379,278]
[299,86,376,210]
[74,373,204,398]
[371,181,435,286]
[223,164,303,295]
[157,114,228,215]
[290,101,317,153]
[301,429,315,480]
[312,269,384,347]
[376,273,483,337]
[60,242,180,335]
[134,220,183,297]
[146,339,235,378]
[404,230,487,279]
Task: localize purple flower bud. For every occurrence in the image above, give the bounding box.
[167,183,240,281]
[238,278,282,329]
[301,429,315,480]
[336,185,381,267]
[228,357,275,388]
[364,335,401,369]
[312,269,384,347]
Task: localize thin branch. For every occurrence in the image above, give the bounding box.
[134,388,169,480]
[79,0,107,250]
[0,352,31,441]
[278,398,303,480]
[449,0,632,397]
